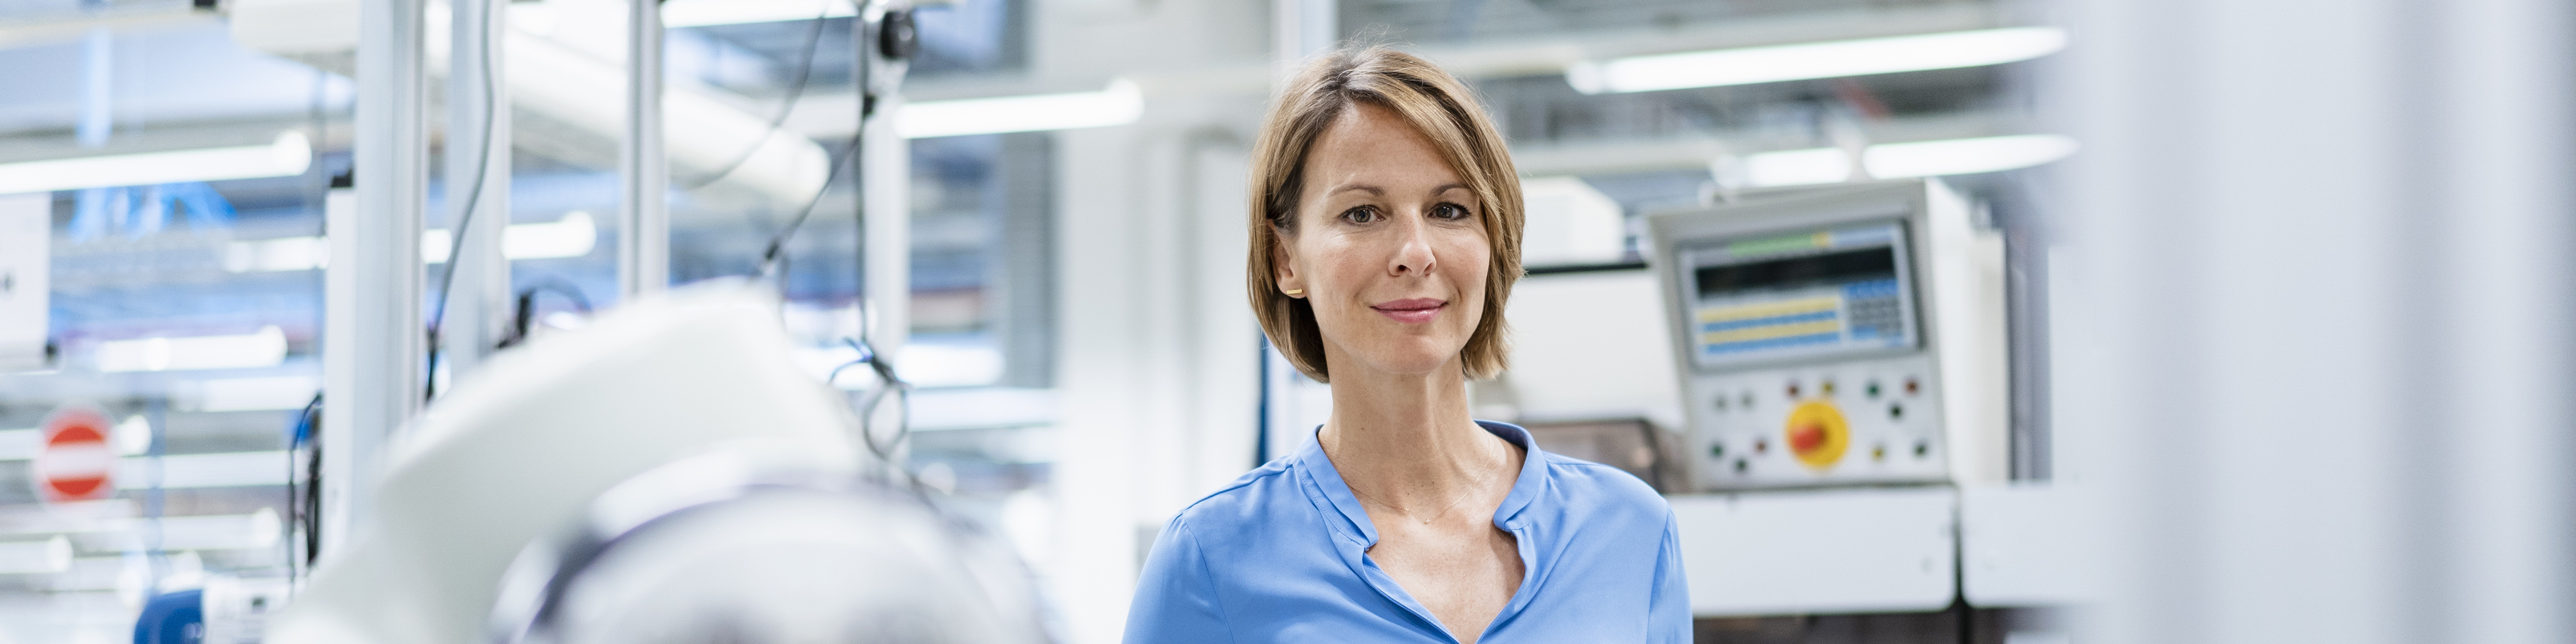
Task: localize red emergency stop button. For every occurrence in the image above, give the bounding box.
[1783,400,1851,470]
[1788,422,1826,453]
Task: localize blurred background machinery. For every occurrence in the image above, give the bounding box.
[1649,179,2004,492]
[265,284,1043,644]
[3,0,2571,642]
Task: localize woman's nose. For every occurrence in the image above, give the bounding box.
[1387,209,1438,276]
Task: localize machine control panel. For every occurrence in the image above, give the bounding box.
[1650,180,1998,490]
[1689,358,1945,488]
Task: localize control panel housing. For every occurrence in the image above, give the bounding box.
[1648,180,2004,490]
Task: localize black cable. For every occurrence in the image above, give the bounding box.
[679,2,837,191]
[757,134,861,275]
[791,131,916,483]
[286,393,321,574]
[769,5,918,492]
[499,276,594,349]
[425,0,502,401]
[303,423,323,568]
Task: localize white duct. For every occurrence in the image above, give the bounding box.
[227,0,830,208]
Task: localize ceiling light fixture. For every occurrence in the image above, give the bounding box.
[227,210,600,271]
[899,80,1145,139]
[661,0,853,28]
[0,131,312,195]
[94,326,288,373]
[1739,134,2080,187]
[1568,27,2068,95]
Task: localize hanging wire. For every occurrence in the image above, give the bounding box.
[679,2,838,191]
[424,0,503,402]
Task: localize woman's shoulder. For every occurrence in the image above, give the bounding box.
[1529,449,1672,520]
[1166,455,1313,534]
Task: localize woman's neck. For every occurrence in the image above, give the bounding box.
[1316,354,1515,509]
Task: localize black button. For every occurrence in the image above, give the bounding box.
[1709,443,1725,458]
[1889,404,1904,420]
[1733,458,1749,473]
[1913,441,1931,458]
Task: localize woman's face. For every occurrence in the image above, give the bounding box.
[1276,103,1491,378]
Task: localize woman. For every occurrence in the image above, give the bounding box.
[1124,47,1689,644]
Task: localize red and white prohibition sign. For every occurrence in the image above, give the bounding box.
[36,405,117,503]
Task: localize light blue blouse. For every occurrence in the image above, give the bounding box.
[1124,421,1690,643]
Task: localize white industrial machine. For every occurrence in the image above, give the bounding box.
[266,282,1047,644]
[1648,179,2008,491]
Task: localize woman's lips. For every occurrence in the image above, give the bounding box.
[1371,298,1446,324]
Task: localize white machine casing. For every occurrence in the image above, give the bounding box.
[267,283,882,644]
[1647,179,2008,491]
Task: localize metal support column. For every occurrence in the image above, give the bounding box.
[619,0,667,301]
[325,0,426,555]
[861,99,908,357]
[442,0,511,382]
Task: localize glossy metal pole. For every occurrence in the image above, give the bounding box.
[619,0,667,300]
[326,0,426,555]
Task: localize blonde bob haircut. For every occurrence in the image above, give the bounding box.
[1247,46,1523,383]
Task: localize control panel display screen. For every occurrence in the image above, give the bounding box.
[1682,221,1919,369]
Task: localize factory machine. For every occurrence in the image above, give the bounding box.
[1645,178,2025,619]
[1648,178,2008,492]
[223,1,1057,642]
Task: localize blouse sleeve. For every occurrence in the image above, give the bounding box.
[1123,517,1234,644]
[1647,508,1692,643]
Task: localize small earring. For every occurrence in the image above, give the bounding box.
[1282,288,1303,296]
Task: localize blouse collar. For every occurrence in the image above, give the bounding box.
[1295,420,1548,547]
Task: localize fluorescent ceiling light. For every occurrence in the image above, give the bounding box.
[95,326,288,373]
[0,131,311,195]
[1743,148,1859,188]
[1567,27,2068,94]
[1740,134,2079,187]
[661,0,851,28]
[118,453,297,491]
[180,375,321,413]
[900,80,1144,139]
[228,211,598,271]
[1863,134,2080,179]
[423,209,598,262]
[430,209,599,262]
[33,508,284,551]
[224,235,331,272]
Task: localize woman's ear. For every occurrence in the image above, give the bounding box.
[1272,233,1306,297]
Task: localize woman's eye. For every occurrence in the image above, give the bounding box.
[1340,207,1378,223]
[1432,203,1471,219]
